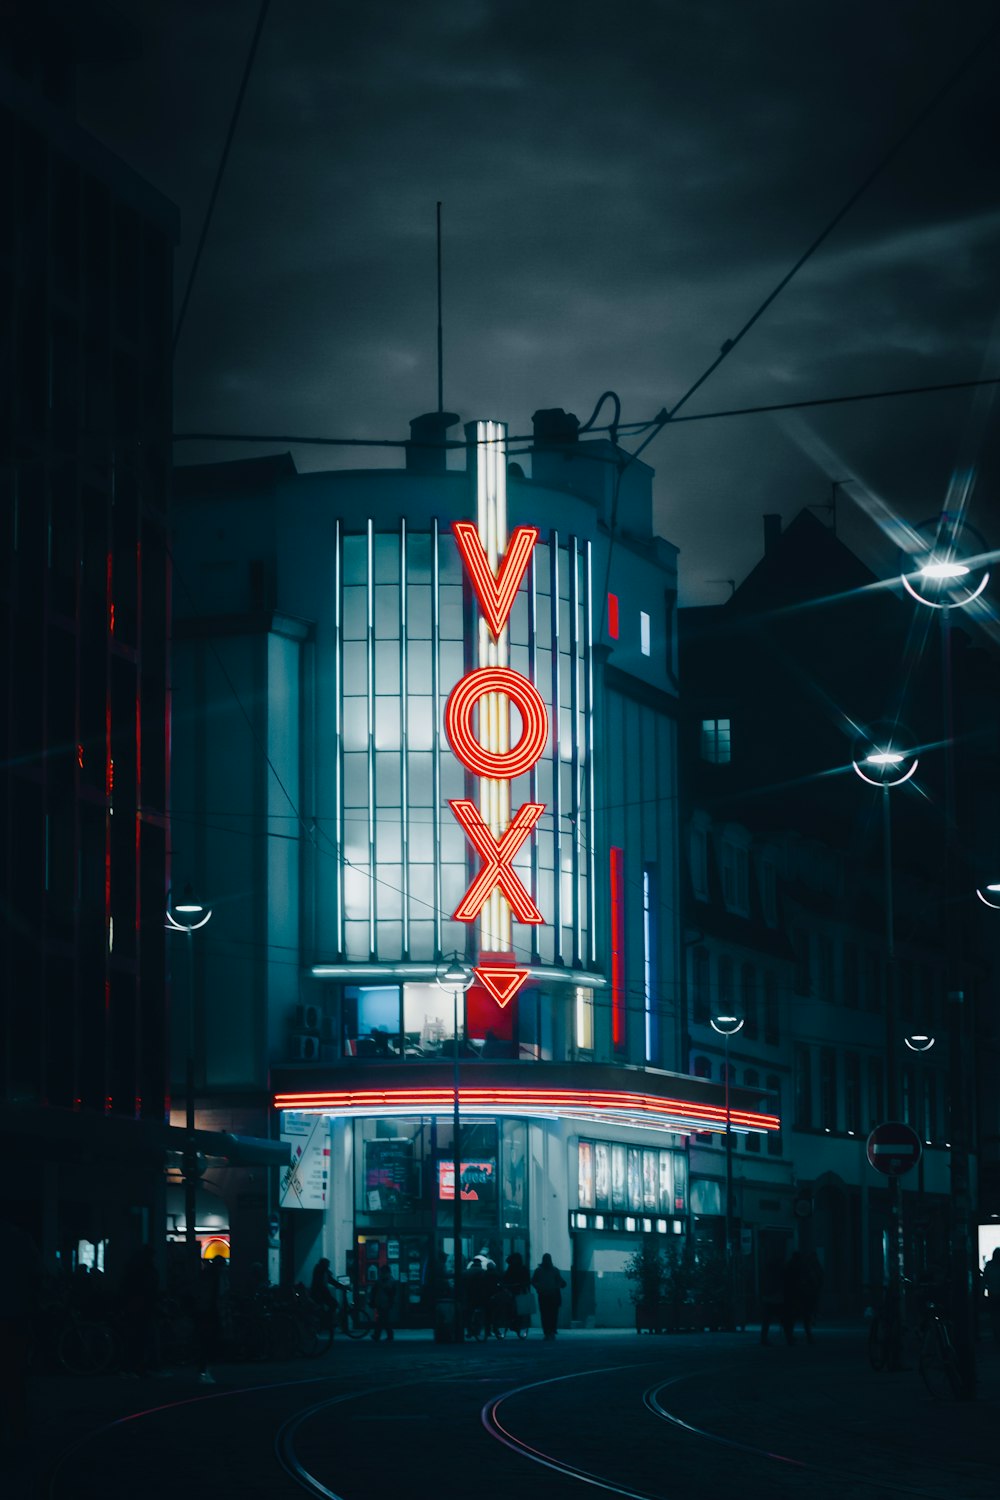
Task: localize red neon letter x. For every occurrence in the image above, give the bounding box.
[450,799,545,924]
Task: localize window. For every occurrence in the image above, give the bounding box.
[763,971,780,1044]
[607,593,619,639]
[741,963,758,1039]
[844,1051,861,1134]
[794,1044,812,1129]
[843,943,859,1009]
[691,947,710,1025]
[766,1075,782,1155]
[700,718,731,764]
[640,610,650,656]
[868,1055,884,1128]
[744,1069,761,1151]
[575,986,594,1051]
[819,1048,837,1131]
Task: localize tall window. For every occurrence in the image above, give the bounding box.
[819,1047,837,1131]
[741,963,758,1039]
[766,1075,783,1155]
[763,971,780,1044]
[639,611,651,657]
[700,718,731,764]
[844,1051,861,1134]
[575,986,594,1052]
[692,947,710,1025]
[794,1044,812,1128]
[745,1069,761,1152]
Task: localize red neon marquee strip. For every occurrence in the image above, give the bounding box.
[452,521,539,638]
[444,667,548,780]
[272,1087,780,1132]
[610,847,625,1049]
[450,799,545,924]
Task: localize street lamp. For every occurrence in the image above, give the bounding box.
[437,952,474,1344]
[166,884,213,1264]
[710,1011,744,1330]
[975,882,1000,911]
[852,725,917,1361]
[900,511,989,1401]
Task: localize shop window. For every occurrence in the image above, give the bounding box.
[700,718,731,764]
[639,610,650,656]
[343,986,401,1058]
[403,983,460,1056]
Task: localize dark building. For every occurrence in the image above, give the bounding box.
[0,3,283,1279]
[679,509,1000,1314]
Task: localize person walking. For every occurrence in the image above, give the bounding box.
[983,1247,1000,1341]
[369,1263,398,1342]
[309,1257,338,1338]
[531,1252,566,1340]
[503,1252,531,1337]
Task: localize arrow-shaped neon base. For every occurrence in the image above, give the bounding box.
[474,965,530,1009]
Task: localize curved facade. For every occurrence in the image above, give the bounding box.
[172,413,778,1324]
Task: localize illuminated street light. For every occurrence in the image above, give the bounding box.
[899,513,989,610]
[165,884,213,1264]
[710,1011,744,1330]
[904,1033,936,1053]
[975,883,1000,911]
[436,952,474,1344]
[851,725,918,788]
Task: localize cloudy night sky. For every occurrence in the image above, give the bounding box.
[78,0,1000,605]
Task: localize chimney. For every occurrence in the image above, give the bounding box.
[532,408,580,447]
[405,411,460,475]
[763,514,782,555]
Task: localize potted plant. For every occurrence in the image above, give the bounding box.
[625,1237,668,1333]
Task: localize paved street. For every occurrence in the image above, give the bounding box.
[4,1327,999,1500]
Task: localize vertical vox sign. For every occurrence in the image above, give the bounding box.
[443,420,545,1005]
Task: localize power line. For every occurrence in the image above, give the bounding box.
[173,0,272,352]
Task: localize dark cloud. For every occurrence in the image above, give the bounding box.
[79,0,1000,603]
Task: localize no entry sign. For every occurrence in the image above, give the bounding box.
[866,1121,922,1176]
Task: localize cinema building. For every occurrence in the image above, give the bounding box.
[171,408,778,1324]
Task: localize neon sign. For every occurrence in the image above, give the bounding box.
[444,422,547,999]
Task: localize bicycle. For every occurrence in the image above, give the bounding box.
[868,1278,962,1397]
[916,1299,962,1399]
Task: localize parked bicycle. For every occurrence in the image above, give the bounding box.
[868,1277,962,1397]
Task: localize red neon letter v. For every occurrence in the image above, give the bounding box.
[452,522,539,638]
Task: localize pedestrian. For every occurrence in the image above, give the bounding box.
[983,1248,1000,1341]
[368,1263,398,1342]
[310,1257,338,1338]
[782,1250,822,1344]
[118,1244,159,1376]
[531,1252,566,1340]
[0,1217,42,1446]
[193,1257,228,1383]
[503,1252,531,1337]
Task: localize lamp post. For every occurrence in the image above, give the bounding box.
[437,953,473,1344]
[900,512,990,1401]
[710,1011,744,1331]
[905,1029,936,1274]
[852,725,918,1357]
[166,885,213,1265]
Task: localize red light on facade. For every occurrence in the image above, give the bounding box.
[610,847,625,1049]
[450,799,545,924]
[77,744,84,769]
[608,593,619,639]
[473,964,529,1008]
[452,521,538,637]
[444,667,548,780]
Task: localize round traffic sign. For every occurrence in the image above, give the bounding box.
[866,1121,922,1176]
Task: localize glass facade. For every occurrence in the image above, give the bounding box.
[334,522,594,967]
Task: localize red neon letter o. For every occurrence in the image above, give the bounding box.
[444,667,548,780]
